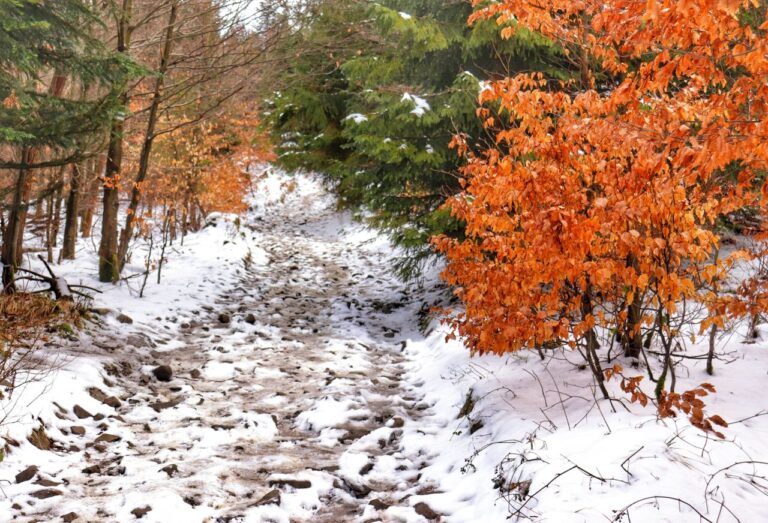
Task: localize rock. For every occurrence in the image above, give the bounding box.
[342,479,372,498]
[268,478,312,489]
[15,465,38,483]
[218,313,231,324]
[150,396,183,412]
[253,489,281,507]
[131,506,152,519]
[73,405,92,419]
[11,503,21,510]
[359,462,374,475]
[62,513,79,522]
[89,308,112,316]
[28,427,51,450]
[82,464,101,474]
[414,502,441,520]
[88,387,121,408]
[116,313,133,324]
[390,417,405,428]
[29,488,62,499]
[190,369,201,379]
[152,365,173,382]
[126,335,152,348]
[160,464,178,477]
[34,478,60,487]
[244,313,257,325]
[95,433,121,443]
[369,499,390,511]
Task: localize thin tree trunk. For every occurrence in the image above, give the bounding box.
[61,163,82,260]
[51,179,63,248]
[80,156,104,238]
[2,151,32,291]
[117,0,178,272]
[45,190,55,263]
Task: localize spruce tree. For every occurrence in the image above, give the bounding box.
[263,0,567,278]
[0,0,136,289]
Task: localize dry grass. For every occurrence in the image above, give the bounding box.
[0,293,83,413]
[0,293,82,343]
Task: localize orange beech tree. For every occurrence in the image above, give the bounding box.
[130,108,272,242]
[437,0,768,420]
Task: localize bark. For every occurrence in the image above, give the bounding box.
[80,155,105,238]
[2,151,32,291]
[117,1,178,272]
[61,164,82,260]
[45,189,55,263]
[98,0,133,282]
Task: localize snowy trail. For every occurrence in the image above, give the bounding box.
[4,173,442,522]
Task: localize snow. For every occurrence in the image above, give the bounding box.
[344,113,368,124]
[1,166,767,522]
[401,92,431,117]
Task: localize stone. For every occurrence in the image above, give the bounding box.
[390,417,405,428]
[369,499,390,511]
[359,462,374,476]
[126,335,151,348]
[15,465,38,483]
[88,387,121,408]
[152,365,173,382]
[94,434,121,443]
[244,313,257,325]
[34,478,60,487]
[190,369,201,379]
[268,478,312,489]
[414,502,441,520]
[218,313,231,324]
[160,464,178,477]
[29,488,62,499]
[253,489,281,507]
[82,465,101,475]
[62,513,79,523]
[28,427,51,450]
[131,506,152,519]
[342,479,372,498]
[116,313,133,324]
[73,405,92,419]
[150,396,183,412]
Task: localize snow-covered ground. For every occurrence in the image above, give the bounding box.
[1,167,767,522]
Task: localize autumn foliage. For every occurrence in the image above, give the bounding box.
[437,0,768,420]
[124,108,273,236]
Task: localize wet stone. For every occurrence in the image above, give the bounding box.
[15,465,38,484]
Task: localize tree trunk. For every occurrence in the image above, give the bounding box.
[80,156,104,238]
[61,164,82,260]
[51,178,63,248]
[98,0,133,282]
[2,151,32,291]
[117,0,178,272]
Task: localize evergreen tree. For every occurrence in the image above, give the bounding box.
[262,0,566,277]
[0,0,134,155]
[0,0,136,289]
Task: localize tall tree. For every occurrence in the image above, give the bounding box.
[262,0,564,277]
[0,0,134,290]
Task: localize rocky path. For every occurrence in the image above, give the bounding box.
[7,176,442,522]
